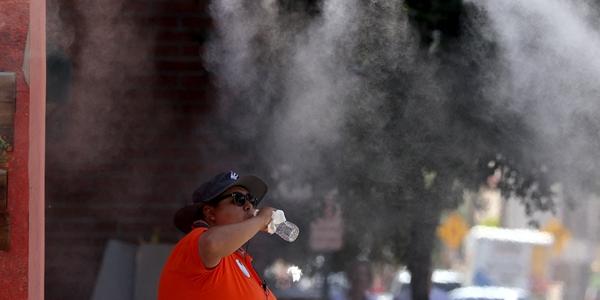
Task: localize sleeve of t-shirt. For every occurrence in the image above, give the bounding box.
[169,227,216,275]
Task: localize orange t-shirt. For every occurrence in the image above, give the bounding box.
[158,227,277,300]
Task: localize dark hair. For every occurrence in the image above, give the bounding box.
[193,198,222,222]
[193,205,205,221]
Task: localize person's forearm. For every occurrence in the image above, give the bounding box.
[200,216,269,261]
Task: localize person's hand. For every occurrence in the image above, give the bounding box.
[255,207,276,232]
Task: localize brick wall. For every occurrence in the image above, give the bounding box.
[45,1,228,298]
[0,0,31,299]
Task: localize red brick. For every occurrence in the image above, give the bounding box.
[113,222,152,233]
[181,16,212,28]
[181,45,203,57]
[122,1,156,15]
[158,0,203,14]
[155,74,180,86]
[48,206,169,220]
[155,45,181,57]
[139,16,179,28]
[157,30,195,42]
[179,74,210,86]
[156,60,205,72]
[44,2,230,298]
[126,75,156,86]
[153,89,211,101]
[48,221,119,235]
[155,38,199,47]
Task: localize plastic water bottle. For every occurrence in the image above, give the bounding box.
[274,221,300,242]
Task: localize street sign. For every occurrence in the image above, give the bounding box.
[437,212,469,249]
[542,218,571,255]
[309,195,343,252]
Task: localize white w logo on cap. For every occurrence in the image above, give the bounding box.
[230,172,239,180]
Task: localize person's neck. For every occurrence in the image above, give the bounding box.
[192,220,210,228]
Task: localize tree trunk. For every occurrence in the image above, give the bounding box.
[406,193,441,300]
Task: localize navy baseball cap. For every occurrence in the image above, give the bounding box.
[174,171,268,233]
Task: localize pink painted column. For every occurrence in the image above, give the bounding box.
[29,0,46,299]
[0,0,45,297]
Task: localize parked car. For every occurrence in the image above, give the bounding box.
[391,269,464,294]
[448,286,529,300]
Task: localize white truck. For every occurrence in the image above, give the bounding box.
[463,226,554,292]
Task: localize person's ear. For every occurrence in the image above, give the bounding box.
[203,205,216,222]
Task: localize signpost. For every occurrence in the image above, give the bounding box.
[437,212,469,250]
[309,191,343,299]
[542,218,571,255]
[309,195,343,252]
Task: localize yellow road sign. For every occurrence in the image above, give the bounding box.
[437,212,469,249]
[542,218,571,255]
